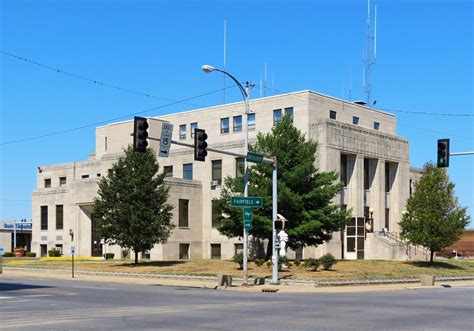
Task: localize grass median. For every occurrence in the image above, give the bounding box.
[5,258,474,281]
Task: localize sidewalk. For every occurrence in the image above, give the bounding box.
[3,268,473,293]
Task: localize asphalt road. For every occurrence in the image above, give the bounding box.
[0,275,472,330]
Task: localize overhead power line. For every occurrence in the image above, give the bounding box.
[0,86,234,146]
[0,50,200,107]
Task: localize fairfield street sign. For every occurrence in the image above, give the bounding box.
[246,152,264,164]
[231,197,263,208]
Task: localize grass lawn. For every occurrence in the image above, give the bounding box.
[5,258,474,281]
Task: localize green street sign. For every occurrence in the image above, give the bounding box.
[243,208,252,221]
[246,152,264,164]
[231,196,263,208]
[244,219,252,230]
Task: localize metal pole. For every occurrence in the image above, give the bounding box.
[450,151,474,156]
[271,160,279,284]
[72,253,74,278]
[242,82,250,286]
[13,220,17,248]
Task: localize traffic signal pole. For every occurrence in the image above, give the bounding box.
[147,136,280,285]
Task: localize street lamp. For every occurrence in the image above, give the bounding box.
[202,64,252,285]
[368,207,374,233]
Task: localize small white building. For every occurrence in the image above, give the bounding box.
[31,90,424,260]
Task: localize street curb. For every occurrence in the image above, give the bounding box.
[4,266,474,287]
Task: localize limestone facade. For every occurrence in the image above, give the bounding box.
[31,90,422,260]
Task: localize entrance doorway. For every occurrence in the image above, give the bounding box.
[91,214,103,257]
[345,217,365,260]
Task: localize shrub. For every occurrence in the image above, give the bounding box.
[232,253,244,269]
[25,252,37,257]
[305,258,321,271]
[320,253,337,270]
[48,249,61,257]
[266,261,272,268]
[105,253,115,260]
[254,259,265,267]
[294,259,301,267]
[3,252,14,257]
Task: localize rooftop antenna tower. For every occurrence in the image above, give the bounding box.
[223,19,227,104]
[363,0,377,106]
[264,62,267,97]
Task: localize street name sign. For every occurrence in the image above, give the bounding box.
[71,246,76,255]
[246,152,264,164]
[243,208,252,230]
[231,197,263,208]
[159,123,174,157]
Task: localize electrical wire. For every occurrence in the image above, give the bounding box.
[0,85,235,146]
[1,50,201,107]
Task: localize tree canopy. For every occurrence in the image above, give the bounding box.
[400,163,469,263]
[214,116,350,257]
[93,147,174,264]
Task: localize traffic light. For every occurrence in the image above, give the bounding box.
[437,138,450,168]
[133,116,149,152]
[194,128,208,161]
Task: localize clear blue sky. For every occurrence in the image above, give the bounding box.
[1,0,473,226]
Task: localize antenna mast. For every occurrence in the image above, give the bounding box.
[364,0,377,106]
[223,19,227,104]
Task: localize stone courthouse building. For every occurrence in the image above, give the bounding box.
[31,90,425,261]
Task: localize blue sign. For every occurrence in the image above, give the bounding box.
[0,246,4,256]
[3,223,32,230]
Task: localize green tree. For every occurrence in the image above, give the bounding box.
[215,116,350,258]
[93,147,174,264]
[400,162,469,263]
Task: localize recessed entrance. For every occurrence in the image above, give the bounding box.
[345,217,365,260]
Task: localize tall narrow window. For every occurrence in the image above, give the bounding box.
[235,157,245,178]
[233,115,242,132]
[248,113,256,130]
[183,163,193,180]
[340,154,348,187]
[374,122,380,130]
[329,110,337,120]
[212,200,221,228]
[191,122,198,138]
[364,158,370,190]
[385,163,391,193]
[179,124,186,139]
[56,205,63,230]
[273,109,282,126]
[409,179,413,196]
[220,117,229,134]
[284,107,294,122]
[179,243,190,260]
[163,165,173,177]
[211,244,221,260]
[105,137,108,151]
[212,160,222,185]
[353,116,359,125]
[385,208,390,231]
[179,199,189,228]
[41,206,48,230]
[44,178,51,188]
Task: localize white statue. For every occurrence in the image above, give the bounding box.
[278,229,288,257]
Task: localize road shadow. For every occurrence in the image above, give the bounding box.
[407,261,463,270]
[0,283,53,293]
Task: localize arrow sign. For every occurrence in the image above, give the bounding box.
[159,123,173,157]
[231,196,263,208]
